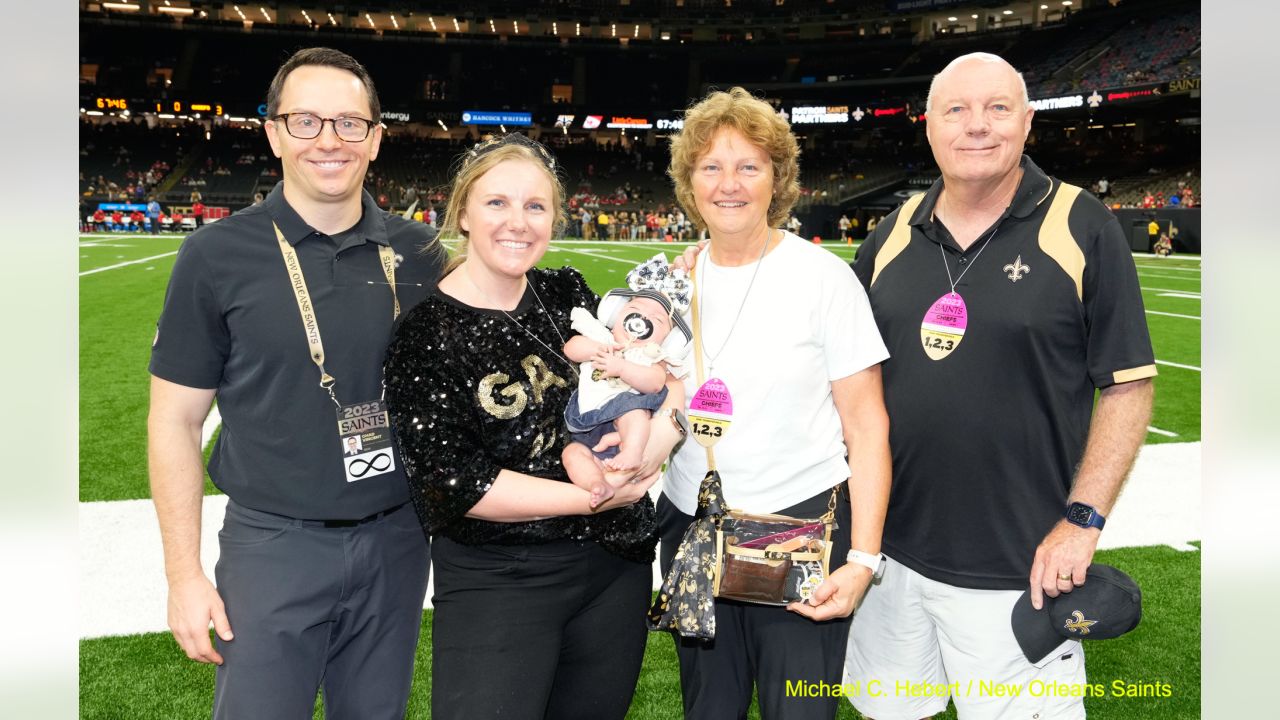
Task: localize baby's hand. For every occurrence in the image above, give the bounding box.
[591,349,627,378]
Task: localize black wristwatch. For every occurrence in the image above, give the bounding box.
[1065,501,1106,530]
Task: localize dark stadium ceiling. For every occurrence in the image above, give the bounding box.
[82,1,1063,28]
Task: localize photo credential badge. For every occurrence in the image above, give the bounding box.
[337,399,396,482]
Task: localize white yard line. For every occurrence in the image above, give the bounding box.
[1156,359,1201,372]
[1147,426,1179,437]
[1141,287,1201,296]
[1146,310,1201,320]
[1155,293,1202,300]
[79,441,1201,639]
[80,251,179,276]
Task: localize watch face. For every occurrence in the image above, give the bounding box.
[1067,503,1095,526]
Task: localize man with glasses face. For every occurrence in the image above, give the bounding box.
[148,47,442,718]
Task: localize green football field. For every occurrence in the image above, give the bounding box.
[78,232,1201,718]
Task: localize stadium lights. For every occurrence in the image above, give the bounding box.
[259,6,270,22]
[552,21,558,35]
[948,16,957,21]
[102,3,141,11]
[233,6,246,21]
[391,14,400,30]
[158,113,175,119]
[87,110,105,116]
[1063,1,1073,5]
[661,31,671,40]
[1003,10,1014,15]
[971,14,979,18]
[206,130,211,140]
[576,22,581,37]
[453,18,460,32]
[158,6,195,15]
[301,9,312,25]
[1040,4,1049,8]
[328,13,338,25]
[611,24,617,38]
[437,119,449,131]
[366,13,376,29]
[500,124,507,133]
[634,24,640,38]
[429,16,437,31]
[513,20,519,34]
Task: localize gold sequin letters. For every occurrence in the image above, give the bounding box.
[476,372,528,419]
[522,354,569,405]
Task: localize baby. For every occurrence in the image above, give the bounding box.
[562,257,692,508]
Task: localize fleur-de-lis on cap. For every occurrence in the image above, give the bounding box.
[625,253,692,314]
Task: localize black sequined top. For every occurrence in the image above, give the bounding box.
[385,266,658,563]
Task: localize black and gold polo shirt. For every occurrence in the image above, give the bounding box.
[852,155,1156,590]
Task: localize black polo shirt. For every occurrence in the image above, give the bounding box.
[851,156,1156,590]
[150,183,444,519]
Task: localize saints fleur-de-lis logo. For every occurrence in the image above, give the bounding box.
[1063,610,1098,635]
[1004,255,1030,282]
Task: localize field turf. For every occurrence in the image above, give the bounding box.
[78,233,1201,718]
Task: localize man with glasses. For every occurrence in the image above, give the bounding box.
[148,47,442,718]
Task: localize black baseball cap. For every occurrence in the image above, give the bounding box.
[1010,564,1142,665]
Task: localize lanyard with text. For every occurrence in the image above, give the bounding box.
[273,221,400,405]
[274,221,402,483]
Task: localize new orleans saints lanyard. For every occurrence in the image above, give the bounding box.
[274,221,401,483]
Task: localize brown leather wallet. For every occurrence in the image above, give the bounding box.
[718,553,790,603]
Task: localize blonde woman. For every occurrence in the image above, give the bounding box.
[384,134,684,720]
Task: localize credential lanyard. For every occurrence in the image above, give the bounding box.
[273,221,400,407]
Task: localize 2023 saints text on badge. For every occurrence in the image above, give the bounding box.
[783,678,1175,700]
[337,399,396,482]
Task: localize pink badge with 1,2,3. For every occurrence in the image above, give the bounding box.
[919,291,967,361]
[689,377,733,448]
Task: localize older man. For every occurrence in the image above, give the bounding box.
[148,48,441,718]
[845,53,1155,719]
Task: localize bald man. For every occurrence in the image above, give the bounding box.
[844,53,1155,719]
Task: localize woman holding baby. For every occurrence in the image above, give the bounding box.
[383,133,686,720]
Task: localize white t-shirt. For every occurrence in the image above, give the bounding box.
[663,232,888,515]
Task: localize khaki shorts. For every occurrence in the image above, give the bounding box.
[844,556,1087,720]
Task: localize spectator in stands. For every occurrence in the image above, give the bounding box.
[845,52,1154,720]
[1096,176,1110,199]
[660,86,890,720]
[384,133,680,720]
[251,192,265,206]
[148,47,439,719]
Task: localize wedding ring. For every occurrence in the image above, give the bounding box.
[1057,572,1073,581]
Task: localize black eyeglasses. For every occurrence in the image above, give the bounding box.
[271,113,376,142]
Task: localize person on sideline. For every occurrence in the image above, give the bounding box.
[384,133,687,720]
[659,87,892,720]
[148,47,441,719]
[846,52,1155,720]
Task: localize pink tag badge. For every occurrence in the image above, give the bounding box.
[689,377,733,447]
[920,292,967,361]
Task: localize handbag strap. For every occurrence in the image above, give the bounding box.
[689,259,717,473]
